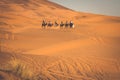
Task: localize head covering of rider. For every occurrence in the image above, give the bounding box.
[70,21,73,23]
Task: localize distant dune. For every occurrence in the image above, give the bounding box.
[0,0,120,80]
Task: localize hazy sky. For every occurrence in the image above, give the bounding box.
[49,0,120,17]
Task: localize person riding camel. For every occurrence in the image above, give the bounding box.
[42,20,47,28]
[70,21,74,28]
[65,21,69,28]
[60,21,64,28]
[48,21,53,27]
[54,21,59,27]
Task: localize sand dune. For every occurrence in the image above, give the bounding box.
[1,22,120,80]
[0,0,120,80]
[0,52,120,80]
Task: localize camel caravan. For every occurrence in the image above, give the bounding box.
[42,20,75,29]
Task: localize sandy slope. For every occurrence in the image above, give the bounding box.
[1,20,120,80]
[0,0,120,80]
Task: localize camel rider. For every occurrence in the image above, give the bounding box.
[65,21,69,28]
[55,21,59,27]
[60,21,64,27]
[70,21,74,28]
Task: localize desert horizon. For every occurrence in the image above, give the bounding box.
[0,0,120,80]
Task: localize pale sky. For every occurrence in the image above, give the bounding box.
[49,0,120,17]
